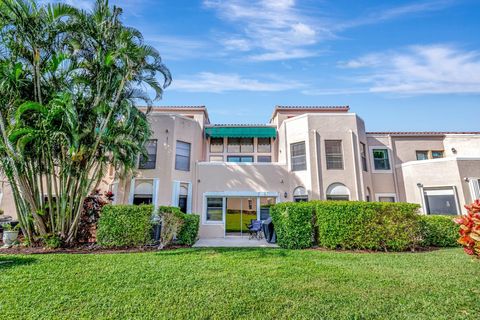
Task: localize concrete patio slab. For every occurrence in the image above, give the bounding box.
[193,236,278,248]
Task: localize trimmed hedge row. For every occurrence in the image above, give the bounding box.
[97,205,200,247]
[97,204,154,247]
[419,215,459,247]
[271,201,459,251]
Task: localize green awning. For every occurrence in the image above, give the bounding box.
[205,126,277,138]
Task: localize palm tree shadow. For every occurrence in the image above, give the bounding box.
[0,256,36,269]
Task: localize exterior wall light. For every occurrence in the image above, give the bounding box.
[417,183,423,188]
[284,192,288,198]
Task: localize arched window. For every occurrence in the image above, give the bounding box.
[178,184,189,213]
[133,180,154,205]
[326,183,350,201]
[293,186,308,202]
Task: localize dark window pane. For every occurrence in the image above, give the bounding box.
[175,141,191,171]
[432,151,444,159]
[207,197,223,221]
[325,140,343,170]
[227,156,253,163]
[360,143,368,171]
[257,156,271,163]
[416,151,429,160]
[291,142,306,171]
[240,138,254,153]
[139,140,157,169]
[373,149,390,170]
[424,189,458,215]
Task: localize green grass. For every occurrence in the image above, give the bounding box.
[0,248,479,319]
[226,212,257,232]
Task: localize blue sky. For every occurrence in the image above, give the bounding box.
[50,0,480,131]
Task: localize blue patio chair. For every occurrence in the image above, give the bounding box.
[246,220,263,240]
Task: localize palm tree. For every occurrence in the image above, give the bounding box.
[0,0,171,244]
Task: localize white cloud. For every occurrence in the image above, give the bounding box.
[338,45,480,95]
[171,72,305,93]
[145,35,209,60]
[203,0,328,61]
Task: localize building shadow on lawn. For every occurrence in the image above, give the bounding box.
[0,256,36,270]
[155,247,288,258]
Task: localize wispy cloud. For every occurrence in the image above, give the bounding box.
[203,0,330,61]
[203,0,460,62]
[171,72,305,93]
[145,35,209,60]
[311,45,480,95]
[338,0,457,30]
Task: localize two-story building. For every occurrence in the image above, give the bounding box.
[2,105,480,239]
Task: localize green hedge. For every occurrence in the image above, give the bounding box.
[177,214,200,246]
[97,205,154,247]
[315,201,421,251]
[270,202,316,249]
[419,215,459,247]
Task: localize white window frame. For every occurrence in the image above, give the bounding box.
[128,178,159,207]
[421,186,461,215]
[369,146,392,173]
[375,193,397,202]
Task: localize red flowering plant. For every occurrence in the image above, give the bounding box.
[454,200,480,257]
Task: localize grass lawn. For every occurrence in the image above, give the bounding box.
[226,212,257,232]
[0,248,479,319]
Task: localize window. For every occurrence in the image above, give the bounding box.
[133,180,154,205]
[424,188,458,215]
[416,151,429,160]
[178,184,188,213]
[326,183,350,201]
[257,138,271,153]
[139,140,157,169]
[260,197,276,220]
[372,148,391,171]
[432,151,444,159]
[325,140,343,170]
[206,197,223,222]
[227,156,253,163]
[227,138,240,153]
[469,178,480,200]
[227,138,254,153]
[378,196,395,202]
[293,186,308,202]
[210,138,224,153]
[209,155,223,162]
[291,142,306,171]
[360,143,368,171]
[175,141,191,171]
[257,156,271,163]
[240,138,254,153]
[416,150,444,160]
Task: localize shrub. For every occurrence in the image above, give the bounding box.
[315,201,421,251]
[419,215,459,247]
[177,214,200,246]
[455,200,480,257]
[97,205,154,247]
[41,234,62,249]
[157,206,184,249]
[270,202,316,249]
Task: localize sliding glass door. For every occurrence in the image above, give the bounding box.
[225,198,257,236]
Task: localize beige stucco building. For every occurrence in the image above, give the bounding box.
[2,105,480,238]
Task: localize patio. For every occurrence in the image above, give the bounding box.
[193,236,278,248]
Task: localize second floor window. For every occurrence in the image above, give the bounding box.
[257,138,271,153]
[175,141,191,171]
[416,151,429,160]
[373,148,391,171]
[416,150,445,160]
[432,151,444,159]
[210,138,224,153]
[325,140,343,170]
[257,155,271,163]
[291,141,306,171]
[227,138,253,153]
[139,139,157,169]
